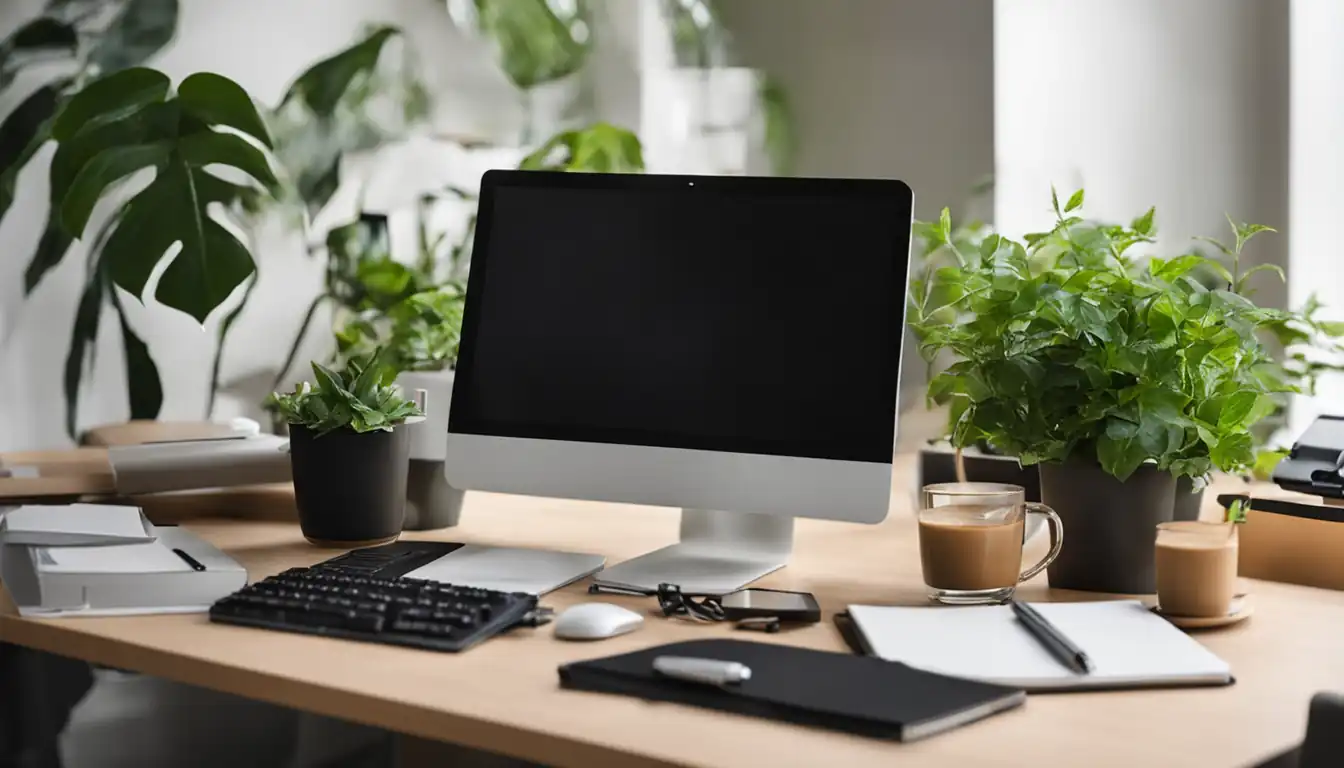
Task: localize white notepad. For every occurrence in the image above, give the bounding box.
[847,600,1232,691]
[0,504,154,546]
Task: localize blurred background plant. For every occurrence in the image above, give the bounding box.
[446,0,593,144]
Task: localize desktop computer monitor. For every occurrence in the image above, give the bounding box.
[445,171,913,594]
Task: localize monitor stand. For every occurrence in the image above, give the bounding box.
[592,509,793,595]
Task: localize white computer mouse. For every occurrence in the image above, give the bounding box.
[553,603,644,641]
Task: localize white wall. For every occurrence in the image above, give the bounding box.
[719,0,995,221]
[0,0,638,452]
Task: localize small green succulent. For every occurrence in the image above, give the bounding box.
[267,349,422,436]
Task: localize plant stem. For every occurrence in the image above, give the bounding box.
[271,293,330,392]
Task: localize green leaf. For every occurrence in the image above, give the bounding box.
[177,72,272,148]
[1152,254,1207,282]
[0,82,64,222]
[176,129,276,188]
[1097,420,1147,481]
[1064,189,1084,213]
[1050,186,1061,217]
[758,75,794,176]
[1210,431,1253,471]
[1252,449,1288,481]
[279,26,399,116]
[520,122,644,173]
[1218,391,1258,429]
[1131,206,1156,236]
[60,141,173,236]
[87,0,180,73]
[48,100,180,207]
[468,0,591,90]
[101,160,257,323]
[0,18,77,90]
[62,274,104,438]
[23,212,74,295]
[51,67,171,142]
[116,304,163,420]
[52,70,277,326]
[1228,216,1276,253]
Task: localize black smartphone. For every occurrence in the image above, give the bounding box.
[717,588,821,623]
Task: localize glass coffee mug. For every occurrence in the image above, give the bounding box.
[918,483,1064,605]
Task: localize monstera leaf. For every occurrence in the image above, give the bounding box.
[51,67,275,323]
[86,0,180,73]
[269,26,417,216]
[49,67,274,435]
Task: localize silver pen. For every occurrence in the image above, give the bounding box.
[652,656,752,686]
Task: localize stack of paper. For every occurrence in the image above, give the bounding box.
[1,504,155,545]
[0,503,246,617]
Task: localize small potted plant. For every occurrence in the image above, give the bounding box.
[267,349,423,547]
[909,189,1289,593]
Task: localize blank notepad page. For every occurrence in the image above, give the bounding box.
[848,600,1231,691]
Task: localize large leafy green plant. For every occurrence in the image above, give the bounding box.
[909,189,1291,481]
[46,66,275,436]
[267,348,422,436]
[0,0,179,435]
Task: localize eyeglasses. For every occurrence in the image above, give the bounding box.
[656,583,726,622]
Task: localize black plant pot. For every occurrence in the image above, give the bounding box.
[1172,474,1205,522]
[289,424,410,547]
[1039,457,1177,594]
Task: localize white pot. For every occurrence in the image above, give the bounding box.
[397,369,455,462]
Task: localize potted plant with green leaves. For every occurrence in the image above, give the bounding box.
[909,189,1290,593]
[267,349,424,547]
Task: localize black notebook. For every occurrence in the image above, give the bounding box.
[558,639,1025,742]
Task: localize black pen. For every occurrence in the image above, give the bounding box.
[1011,600,1093,675]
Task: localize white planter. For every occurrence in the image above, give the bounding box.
[397,369,455,462]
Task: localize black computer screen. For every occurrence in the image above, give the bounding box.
[449,172,912,464]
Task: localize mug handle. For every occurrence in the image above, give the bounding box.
[1019,502,1064,583]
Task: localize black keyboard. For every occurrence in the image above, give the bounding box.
[209,567,538,652]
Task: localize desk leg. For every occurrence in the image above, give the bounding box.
[0,642,93,768]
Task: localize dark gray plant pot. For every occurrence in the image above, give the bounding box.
[403,460,465,530]
[1039,457,1177,594]
[1173,475,1205,522]
[289,424,410,547]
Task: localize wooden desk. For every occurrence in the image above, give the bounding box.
[3,457,1342,767]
